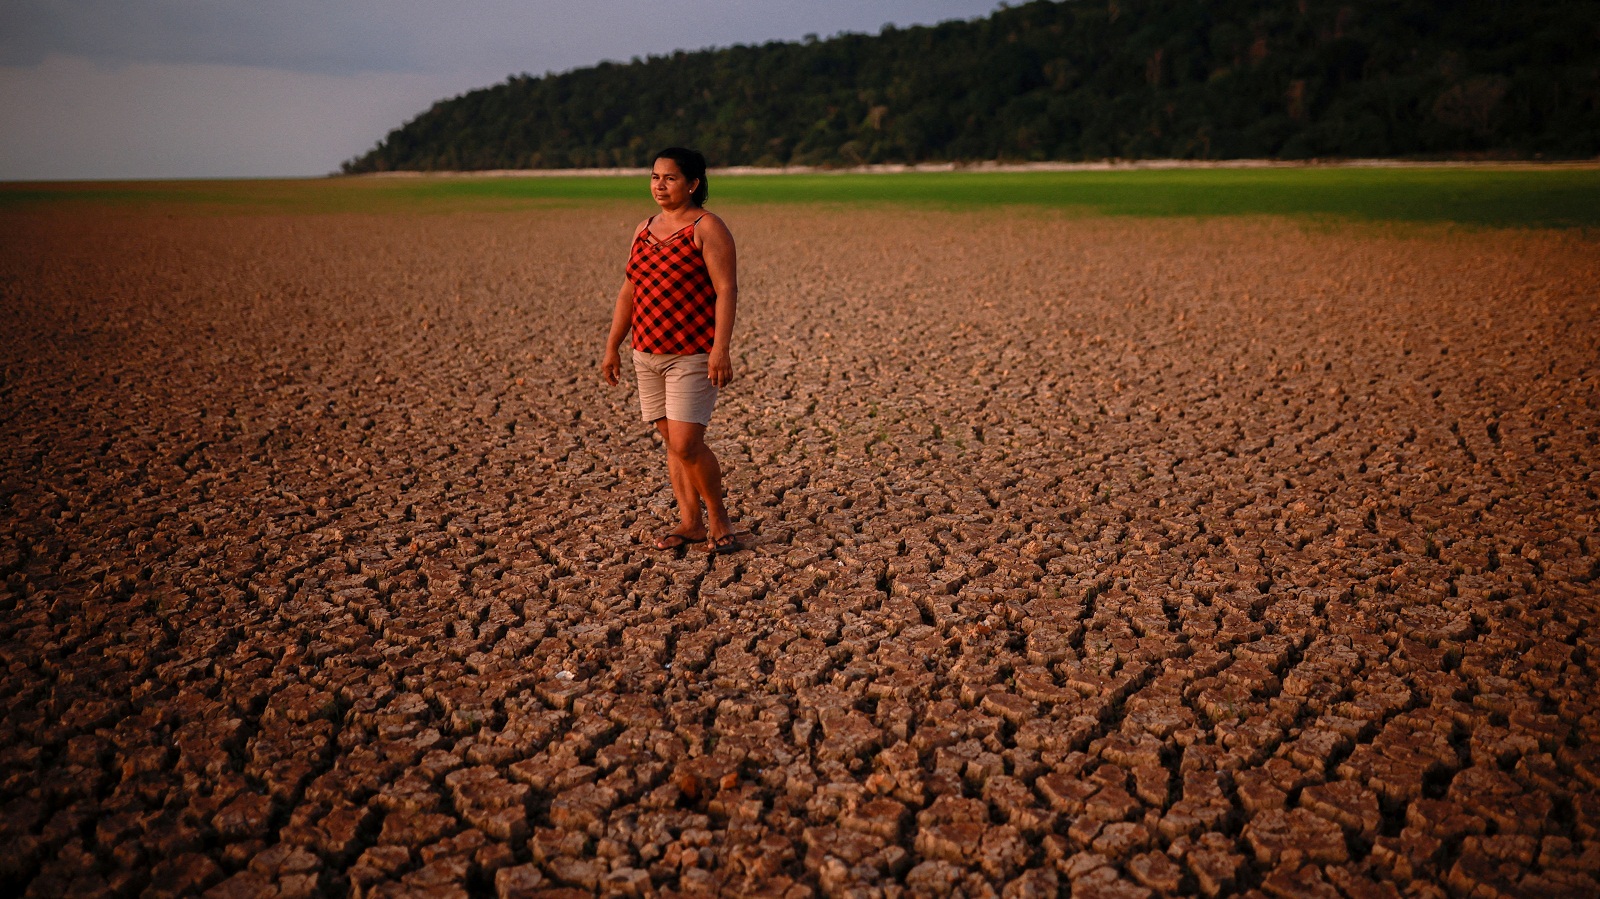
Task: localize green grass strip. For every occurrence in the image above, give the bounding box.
[4,166,1597,229]
[720,167,1600,229]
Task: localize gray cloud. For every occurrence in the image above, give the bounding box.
[0,56,463,178]
[2,1,999,79]
[0,1,1002,179]
[0,1,426,74]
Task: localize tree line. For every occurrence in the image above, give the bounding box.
[342,0,1600,173]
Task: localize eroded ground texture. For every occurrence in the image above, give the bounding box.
[2,203,1598,899]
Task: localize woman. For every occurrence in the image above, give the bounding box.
[600,147,741,554]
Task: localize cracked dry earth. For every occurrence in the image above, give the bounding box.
[2,201,1598,899]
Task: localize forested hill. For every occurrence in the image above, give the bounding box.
[342,0,1600,173]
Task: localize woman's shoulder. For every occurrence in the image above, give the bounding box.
[632,216,653,237]
[693,210,732,238]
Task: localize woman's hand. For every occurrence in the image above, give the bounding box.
[708,347,733,388]
[601,348,622,385]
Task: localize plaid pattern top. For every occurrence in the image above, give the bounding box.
[626,215,717,354]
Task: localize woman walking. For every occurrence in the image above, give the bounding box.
[600,147,742,554]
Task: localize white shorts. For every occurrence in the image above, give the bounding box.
[633,350,718,426]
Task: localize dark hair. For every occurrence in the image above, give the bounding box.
[654,147,709,205]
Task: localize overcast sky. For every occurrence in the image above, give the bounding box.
[0,1,1003,181]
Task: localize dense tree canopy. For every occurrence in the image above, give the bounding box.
[342,0,1600,172]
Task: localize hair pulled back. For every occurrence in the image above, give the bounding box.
[654,147,709,206]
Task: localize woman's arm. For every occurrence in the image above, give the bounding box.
[601,279,633,385]
[602,220,651,385]
[699,214,738,388]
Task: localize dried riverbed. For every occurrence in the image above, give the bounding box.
[2,204,1598,897]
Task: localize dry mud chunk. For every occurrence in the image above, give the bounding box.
[1090,821,1151,860]
[1260,863,1342,899]
[1083,783,1142,823]
[493,863,545,898]
[1282,725,1353,772]
[528,826,591,863]
[348,844,413,896]
[1001,867,1060,899]
[1185,843,1245,898]
[980,692,1037,725]
[1244,807,1349,867]
[378,811,459,848]
[1300,780,1381,839]
[839,797,907,840]
[144,853,226,898]
[445,766,531,841]
[1447,765,1553,835]
[1036,771,1099,816]
[240,843,322,898]
[1235,768,1288,814]
[1126,851,1182,893]
[983,775,1057,835]
[914,821,987,865]
[817,709,881,763]
[802,824,891,880]
[1095,733,1165,771]
[1070,864,1155,899]
[1336,743,1441,804]
[211,791,274,841]
[975,826,1032,880]
[1371,826,1446,884]
[546,855,606,890]
[1445,853,1528,899]
[1323,865,1403,899]
[914,821,1030,880]
[904,860,968,897]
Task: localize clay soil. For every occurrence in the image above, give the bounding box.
[2,204,1598,898]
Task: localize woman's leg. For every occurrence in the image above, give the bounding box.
[661,419,732,541]
[655,418,705,541]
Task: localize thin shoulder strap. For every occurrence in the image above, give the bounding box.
[687,213,710,248]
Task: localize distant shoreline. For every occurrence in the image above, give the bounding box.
[357,158,1600,178]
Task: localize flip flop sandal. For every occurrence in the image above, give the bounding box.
[656,533,696,551]
[707,533,743,555]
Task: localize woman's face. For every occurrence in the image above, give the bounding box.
[651,158,698,209]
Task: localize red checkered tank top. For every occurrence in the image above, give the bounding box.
[626,214,717,354]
